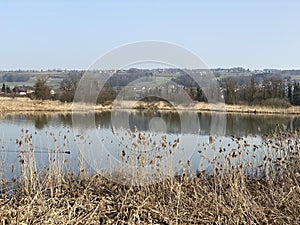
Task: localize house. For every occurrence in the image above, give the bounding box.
[12,85,35,96]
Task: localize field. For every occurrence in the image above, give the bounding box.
[0,71,68,89]
[0,70,181,90]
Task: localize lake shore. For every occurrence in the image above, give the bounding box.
[1,96,300,115]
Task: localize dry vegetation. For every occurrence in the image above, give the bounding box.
[1,128,300,224]
[0,97,72,113]
[2,97,300,115]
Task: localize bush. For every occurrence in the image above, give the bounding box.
[261,98,291,108]
[34,78,51,100]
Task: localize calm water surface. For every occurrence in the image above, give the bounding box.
[0,111,299,182]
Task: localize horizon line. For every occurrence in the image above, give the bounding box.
[1,67,300,72]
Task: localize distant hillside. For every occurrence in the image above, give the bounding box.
[1,68,300,89]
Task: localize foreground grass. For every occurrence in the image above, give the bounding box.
[1,129,300,224]
[1,169,300,224]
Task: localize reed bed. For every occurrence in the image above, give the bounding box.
[2,97,300,115]
[1,128,300,224]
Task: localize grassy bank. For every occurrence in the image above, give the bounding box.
[1,97,300,115]
[1,129,300,224]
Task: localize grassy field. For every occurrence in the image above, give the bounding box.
[0,127,300,224]
[0,71,67,90]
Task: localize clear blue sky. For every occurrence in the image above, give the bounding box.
[0,0,299,70]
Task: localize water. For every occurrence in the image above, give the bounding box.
[0,111,299,184]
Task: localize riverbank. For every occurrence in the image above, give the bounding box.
[1,97,300,115]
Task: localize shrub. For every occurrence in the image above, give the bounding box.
[260,98,291,108]
[34,78,51,100]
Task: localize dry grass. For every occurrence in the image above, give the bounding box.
[1,128,300,224]
[1,166,300,224]
[0,97,72,113]
[1,97,300,115]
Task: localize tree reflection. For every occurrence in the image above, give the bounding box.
[34,114,51,129]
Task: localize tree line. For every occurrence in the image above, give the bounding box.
[5,72,300,108]
[219,76,298,108]
[173,74,300,108]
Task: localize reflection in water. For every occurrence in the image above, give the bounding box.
[1,111,300,183]
[33,114,51,129]
[6,111,299,136]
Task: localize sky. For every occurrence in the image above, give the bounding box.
[0,0,299,70]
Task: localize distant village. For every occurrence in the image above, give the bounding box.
[1,83,55,98]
